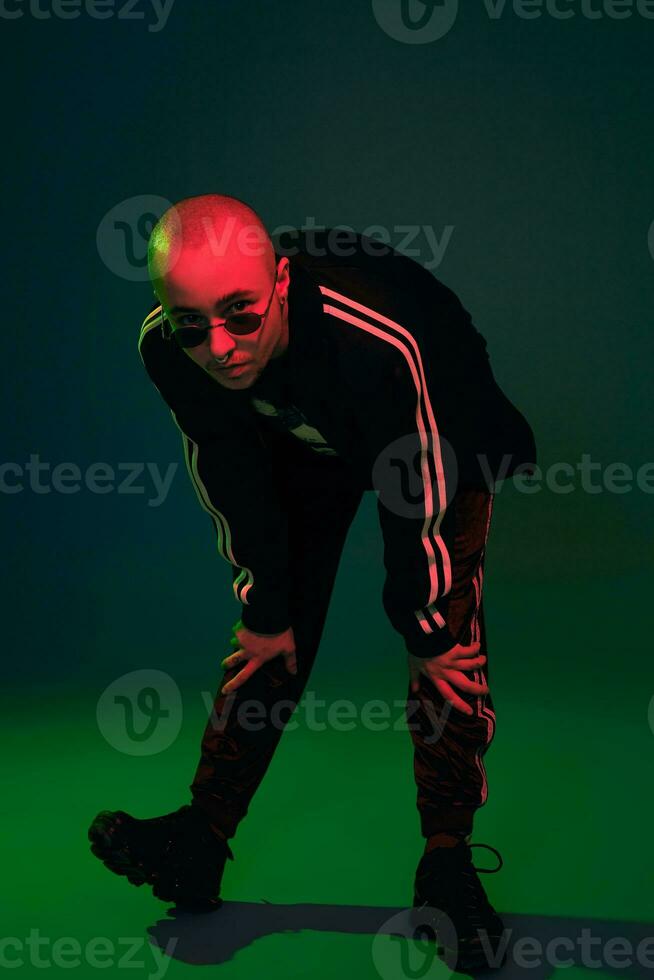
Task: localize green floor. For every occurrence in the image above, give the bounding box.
[4,610,652,979]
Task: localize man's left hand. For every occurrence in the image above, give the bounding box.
[408,642,489,716]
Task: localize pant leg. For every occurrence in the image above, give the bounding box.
[189,432,366,840]
[407,488,496,838]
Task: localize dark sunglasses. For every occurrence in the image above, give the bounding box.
[161,270,278,349]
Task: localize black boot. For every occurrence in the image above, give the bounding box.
[88,803,234,911]
[412,839,507,972]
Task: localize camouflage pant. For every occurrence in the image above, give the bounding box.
[190,430,496,840]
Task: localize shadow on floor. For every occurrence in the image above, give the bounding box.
[147,901,654,976]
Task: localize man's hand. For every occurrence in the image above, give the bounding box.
[220,622,297,695]
[408,641,489,716]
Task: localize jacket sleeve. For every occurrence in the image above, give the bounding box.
[373,352,457,658]
[137,303,292,635]
[371,341,460,660]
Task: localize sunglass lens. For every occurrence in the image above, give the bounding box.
[225,313,260,335]
[173,328,208,348]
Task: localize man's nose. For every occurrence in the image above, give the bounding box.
[206,322,237,359]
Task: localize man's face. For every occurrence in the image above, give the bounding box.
[155,245,289,390]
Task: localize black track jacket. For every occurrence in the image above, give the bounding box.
[138,230,537,659]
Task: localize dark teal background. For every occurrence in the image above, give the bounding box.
[3,1,653,976]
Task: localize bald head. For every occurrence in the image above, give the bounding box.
[147,194,290,390]
[148,194,276,290]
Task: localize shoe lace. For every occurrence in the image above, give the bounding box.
[417,841,503,932]
[460,842,503,927]
[469,841,503,874]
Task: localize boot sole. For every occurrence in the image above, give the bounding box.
[410,902,508,972]
[88,810,223,910]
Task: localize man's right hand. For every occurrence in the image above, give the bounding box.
[220,622,297,695]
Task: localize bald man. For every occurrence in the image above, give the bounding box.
[88,194,536,972]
